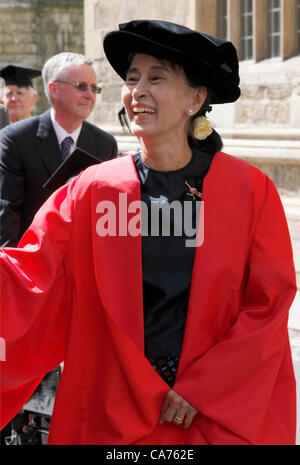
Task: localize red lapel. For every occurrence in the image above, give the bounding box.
[178,151,253,376]
[91,154,144,352]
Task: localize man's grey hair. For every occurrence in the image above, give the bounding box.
[42,52,97,102]
[28,87,38,97]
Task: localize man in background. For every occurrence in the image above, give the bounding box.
[0,65,40,123]
[0,52,117,248]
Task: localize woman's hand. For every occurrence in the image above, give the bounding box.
[159,389,198,429]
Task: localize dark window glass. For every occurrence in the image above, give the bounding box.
[240,0,253,60]
[267,0,281,57]
[217,0,228,39]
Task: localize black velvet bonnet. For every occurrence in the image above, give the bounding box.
[103,19,240,104]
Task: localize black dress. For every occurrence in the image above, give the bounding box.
[134,148,214,386]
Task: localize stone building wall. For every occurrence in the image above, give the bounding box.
[212,56,300,192]
[0,0,84,114]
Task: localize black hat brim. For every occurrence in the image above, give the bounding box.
[0,65,41,87]
[103,30,240,104]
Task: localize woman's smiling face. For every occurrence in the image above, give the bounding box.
[122,53,204,142]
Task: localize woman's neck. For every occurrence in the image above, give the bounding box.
[140,137,192,171]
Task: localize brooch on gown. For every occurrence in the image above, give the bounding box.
[185,181,202,200]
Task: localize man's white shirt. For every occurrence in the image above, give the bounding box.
[50,108,82,155]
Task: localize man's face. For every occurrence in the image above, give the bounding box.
[3,85,37,123]
[49,64,97,126]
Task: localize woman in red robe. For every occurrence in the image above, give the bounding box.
[0,20,297,445]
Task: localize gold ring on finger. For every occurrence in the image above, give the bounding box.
[173,415,184,425]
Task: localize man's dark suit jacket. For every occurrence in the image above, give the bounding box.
[0,104,10,129]
[0,110,118,247]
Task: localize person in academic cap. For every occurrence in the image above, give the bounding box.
[0,52,117,247]
[0,65,40,123]
[0,20,297,445]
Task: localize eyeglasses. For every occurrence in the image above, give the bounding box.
[54,80,102,94]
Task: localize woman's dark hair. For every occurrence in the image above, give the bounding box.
[118,106,131,133]
[118,56,223,155]
[182,66,223,154]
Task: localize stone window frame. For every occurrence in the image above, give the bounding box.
[195,0,300,61]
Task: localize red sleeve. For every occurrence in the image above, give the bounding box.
[175,176,297,444]
[0,178,76,428]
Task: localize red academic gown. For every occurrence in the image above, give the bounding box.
[0,151,297,445]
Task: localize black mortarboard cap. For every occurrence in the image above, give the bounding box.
[0,65,41,87]
[43,147,101,191]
